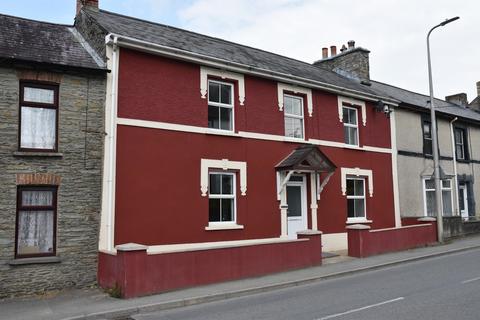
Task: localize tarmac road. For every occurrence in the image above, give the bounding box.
[133,247,480,320]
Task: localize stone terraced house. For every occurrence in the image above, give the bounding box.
[0,13,107,298]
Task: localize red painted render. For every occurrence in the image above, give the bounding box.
[113,47,395,246]
[114,126,395,245]
[117,48,391,148]
[347,223,437,258]
[99,233,322,298]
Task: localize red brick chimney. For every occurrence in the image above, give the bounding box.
[330,46,337,56]
[322,48,328,59]
[77,0,99,14]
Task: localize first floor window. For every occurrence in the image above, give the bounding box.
[209,173,235,223]
[346,177,366,220]
[16,186,57,258]
[343,106,358,146]
[454,127,468,160]
[423,178,453,216]
[19,83,58,151]
[284,94,304,139]
[422,120,433,156]
[208,80,233,131]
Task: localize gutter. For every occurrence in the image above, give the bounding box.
[104,33,399,106]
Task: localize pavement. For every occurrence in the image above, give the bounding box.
[1,235,480,320]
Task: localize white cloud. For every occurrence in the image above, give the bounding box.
[176,0,479,101]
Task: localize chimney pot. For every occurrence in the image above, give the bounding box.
[340,44,347,53]
[476,81,480,96]
[348,40,355,49]
[330,45,337,56]
[322,48,328,59]
[77,0,99,15]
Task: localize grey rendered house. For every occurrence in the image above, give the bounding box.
[0,14,106,298]
[371,82,480,222]
[316,43,480,227]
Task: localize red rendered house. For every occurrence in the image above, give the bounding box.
[76,1,400,297]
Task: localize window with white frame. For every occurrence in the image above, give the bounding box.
[209,172,236,223]
[284,94,304,139]
[343,106,358,146]
[346,177,366,220]
[208,80,234,131]
[423,178,453,217]
[19,82,59,151]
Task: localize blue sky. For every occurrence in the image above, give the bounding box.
[1,0,478,101]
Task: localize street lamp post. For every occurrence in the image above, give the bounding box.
[427,16,459,243]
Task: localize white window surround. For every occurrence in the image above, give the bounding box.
[338,96,366,126]
[342,106,359,146]
[200,66,245,105]
[283,94,305,139]
[346,177,367,223]
[341,167,373,197]
[200,159,247,196]
[208,80,234,132]
[278,83,313,117]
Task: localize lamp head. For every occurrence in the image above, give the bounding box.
[440,16,460,26]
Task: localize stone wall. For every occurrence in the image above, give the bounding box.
[0,67,105,298]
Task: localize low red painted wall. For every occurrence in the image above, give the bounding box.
[347,222,437,258]
[98,233,322,298]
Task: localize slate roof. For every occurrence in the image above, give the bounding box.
[82,9,385,98]
[0,14,105,71]
[370,80,480,123]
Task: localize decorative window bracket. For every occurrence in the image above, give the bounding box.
[200,159,247,196]
[338,96,367,126]
[341,167,373,197]
[200,66,245,105]
[277,83,313,117]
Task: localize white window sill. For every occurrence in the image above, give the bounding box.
[343,144,361,151]
[205,223,244,231]
[205,129,240,137]
[283,136,306,143]
[346,219,372,224]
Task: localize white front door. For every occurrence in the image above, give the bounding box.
[286,175,307,239]
[459,184,469,220]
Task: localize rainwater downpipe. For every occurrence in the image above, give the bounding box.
[450,117,459,216]
[107,35,118,251]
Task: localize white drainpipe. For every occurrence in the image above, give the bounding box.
[106,35,119,251]
[450,117,459,216]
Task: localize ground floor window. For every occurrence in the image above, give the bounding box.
[208,172,236,223]
[346,177,366,221]
[16,186,57,258]
[423,178,453,217]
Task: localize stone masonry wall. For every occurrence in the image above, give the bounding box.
[0,67,105,298]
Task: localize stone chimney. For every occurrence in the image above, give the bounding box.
[445,93,468,106]
[468,81,480,112]
[313,40,371,82]
[77,0,99,14]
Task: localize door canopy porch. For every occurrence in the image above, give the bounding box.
[275,145,337,236]
[276,144,336,174]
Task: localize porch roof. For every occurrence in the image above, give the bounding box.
[275,145,336,173]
